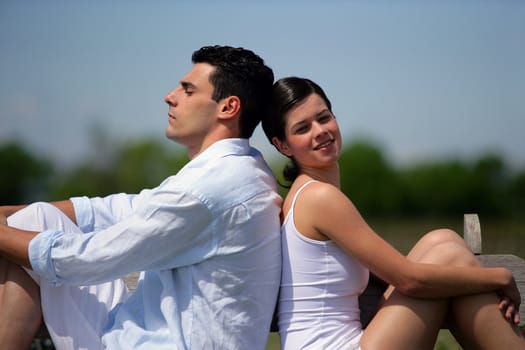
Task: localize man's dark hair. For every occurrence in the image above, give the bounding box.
[192,45,274,138]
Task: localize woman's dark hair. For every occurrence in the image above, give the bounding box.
[192,45,274,138]
[262,77,332,184]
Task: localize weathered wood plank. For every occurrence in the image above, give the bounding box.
[464,214,525,326]
[477,254,525,327]
[464,213,482,254]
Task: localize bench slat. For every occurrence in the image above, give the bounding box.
[477,254,525,327]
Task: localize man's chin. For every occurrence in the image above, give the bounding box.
[165,132,184,145]
[165,129,177,141]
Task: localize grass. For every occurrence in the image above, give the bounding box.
[265,217,525,350]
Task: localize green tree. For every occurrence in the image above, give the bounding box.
[469,154,510,217]
[508,169,525,218]
[399,160,474,217]
[339,141,400,217]
[112,140,188,193]
[0,142,52,204]
[50,139,187,199]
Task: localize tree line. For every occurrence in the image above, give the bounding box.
[1,139,524,219]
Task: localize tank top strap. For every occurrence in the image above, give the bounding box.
[283,180,319,225]
[290,180,319,208]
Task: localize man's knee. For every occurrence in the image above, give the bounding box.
[8,202,65,232]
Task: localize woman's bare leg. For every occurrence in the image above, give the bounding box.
[415,231,525,348]
[0,257,42,350]
[446,254,525,349]
[361,230,458,349]
[361,229,525,350]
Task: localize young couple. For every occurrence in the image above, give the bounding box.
[0,45,523,349]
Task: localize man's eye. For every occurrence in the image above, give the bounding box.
[184,89,193,96]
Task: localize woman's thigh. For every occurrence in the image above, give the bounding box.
[360,229,475,349]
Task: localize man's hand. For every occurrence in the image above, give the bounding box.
[0,224,37,269]
[0,213,6,226]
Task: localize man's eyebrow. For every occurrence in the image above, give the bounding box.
[180,81,196,90]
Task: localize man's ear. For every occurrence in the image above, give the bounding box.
[272,136,292,157]
[217,96,241,121]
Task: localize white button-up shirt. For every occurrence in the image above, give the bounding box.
[29,138,282,349]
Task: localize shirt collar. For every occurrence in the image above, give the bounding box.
[186,138,250,168]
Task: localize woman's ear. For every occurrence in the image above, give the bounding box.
[217,96,241,120]
[272,136,292,157]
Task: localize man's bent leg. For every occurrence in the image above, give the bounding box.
[7,203,130,350]
[0,257,42,350]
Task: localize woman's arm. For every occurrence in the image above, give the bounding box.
[297,182,520,306]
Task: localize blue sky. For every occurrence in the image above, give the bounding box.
[1,0,524,168]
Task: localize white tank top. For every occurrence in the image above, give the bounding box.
[278,180,369,350]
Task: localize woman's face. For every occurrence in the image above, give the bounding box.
[274,93,342,170]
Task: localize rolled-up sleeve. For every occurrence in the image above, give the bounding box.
[70,196,95,233]
[28,229,63,285]
[71,189,154,233]
[30,187,216,286]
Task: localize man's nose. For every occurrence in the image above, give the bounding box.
[164,89,178,105]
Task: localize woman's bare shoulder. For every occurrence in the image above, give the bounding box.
[288,180,351,217]
[302,180,347,202]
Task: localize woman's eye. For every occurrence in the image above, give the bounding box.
[295,125,309,134]
[319,114,332,123]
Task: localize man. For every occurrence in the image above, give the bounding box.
[0,45,282,349]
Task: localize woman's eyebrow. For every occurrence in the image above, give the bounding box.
[292,109,331,125]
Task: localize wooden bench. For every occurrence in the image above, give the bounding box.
[358,214,525,328]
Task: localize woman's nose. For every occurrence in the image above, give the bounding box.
[312,122,328,136]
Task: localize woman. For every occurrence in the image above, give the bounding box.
[262,76,524,349]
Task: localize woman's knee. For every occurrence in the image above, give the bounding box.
[418,240,479,267]
[408,228,467,262]
[422,228,465,247]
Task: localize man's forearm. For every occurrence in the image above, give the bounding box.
[0,204,28,219]
[0,199,75,270]
[50,200,77,224]
[0,225,37,269]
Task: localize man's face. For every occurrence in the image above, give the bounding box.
[164,63,220,157]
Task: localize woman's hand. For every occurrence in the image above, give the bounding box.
[499,295,520,325]
[499,276,521,325]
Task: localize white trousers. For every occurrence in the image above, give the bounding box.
[7,202,130,350]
